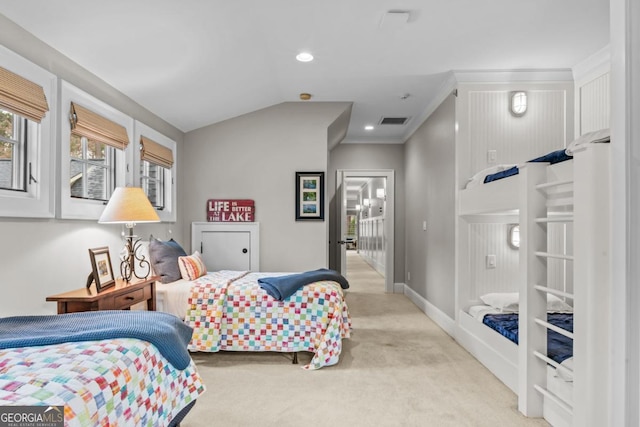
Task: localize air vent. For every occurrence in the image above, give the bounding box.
[379,117,409,125]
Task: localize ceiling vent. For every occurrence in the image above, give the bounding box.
[379,117,409,125]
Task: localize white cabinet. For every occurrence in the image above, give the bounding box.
[191,222,259,271]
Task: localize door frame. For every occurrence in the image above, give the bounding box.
[337,169,395,293]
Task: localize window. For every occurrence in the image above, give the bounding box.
[134,121,176,222]
[0,109,26,191]
[69,134,116,201]
[60,81,132,220]
[0,46,55,219]
[140,160,165,208]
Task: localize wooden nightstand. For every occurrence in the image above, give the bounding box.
[46,276,158,314]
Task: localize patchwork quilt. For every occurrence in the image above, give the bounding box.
[0,338,205,427]
[185,270,351,370]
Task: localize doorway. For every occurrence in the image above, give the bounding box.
[336,169,395,293]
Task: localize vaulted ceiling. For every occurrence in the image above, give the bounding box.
[0,0,610,143]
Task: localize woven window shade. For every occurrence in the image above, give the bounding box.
[0,66,49,123]
[69,102,129,149]
[140,136,173,169]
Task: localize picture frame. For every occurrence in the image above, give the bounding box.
[88,246,115,292]
[295,171,324,221]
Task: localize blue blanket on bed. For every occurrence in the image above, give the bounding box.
[258,268,349,301]
[0,310,194,369]
[482,312,573,364]
[483,149,573,184]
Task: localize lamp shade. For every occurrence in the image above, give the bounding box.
[98,187,160,224]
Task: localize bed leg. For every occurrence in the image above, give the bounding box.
[292,352,298,364]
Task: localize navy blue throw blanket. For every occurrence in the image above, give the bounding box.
[258,268,349,301]
[483,149,574,184]
[483,312,573,364]
[0,310,194,369]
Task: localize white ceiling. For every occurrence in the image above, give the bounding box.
[0,0,609,143]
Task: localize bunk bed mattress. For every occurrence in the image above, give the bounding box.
[469,305,573,364]
[184,270,351,370]
[0,338,205,426]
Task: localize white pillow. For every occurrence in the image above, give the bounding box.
[479,292,519,312]
[480,292,573,313]
[565,128,610,155]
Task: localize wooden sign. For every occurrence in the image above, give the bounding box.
[207,199,255,222]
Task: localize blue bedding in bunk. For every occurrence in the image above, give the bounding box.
[482,312,573,363]
[483,149,573,184]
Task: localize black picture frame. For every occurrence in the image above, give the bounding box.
[295,171,324,221]
[89,246,116,292]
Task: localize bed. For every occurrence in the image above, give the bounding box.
[456,130,611,426]
[0,310,205,427]
[155,268,351,370]
[459,129,609,217]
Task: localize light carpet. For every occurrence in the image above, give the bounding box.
[182,252,549,426]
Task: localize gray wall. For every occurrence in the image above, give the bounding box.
[0,17,183,316]
[181,102,352,272]
[328,143,405,283]
[404,94,456,318]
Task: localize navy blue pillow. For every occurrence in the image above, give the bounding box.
[149,237,188,283]
[528,149,573,165]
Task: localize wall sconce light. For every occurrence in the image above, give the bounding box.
[376,188,386,200]
[508,224,520,249]
[363,198,371,207]
[510,91,527,116]
[355,204,361,211]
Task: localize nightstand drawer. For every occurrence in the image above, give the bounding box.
[47,276,157,314]
[113,288,146,309]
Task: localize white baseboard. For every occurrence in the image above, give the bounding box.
[393,282,405,293]
[401,284,456,337]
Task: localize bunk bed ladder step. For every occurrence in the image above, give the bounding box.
[533,384,573,416]
[534,285,574,300]
[535,180,574,190]
[534,318,574,340]
[534,215,574,223]
[535,251,574,261]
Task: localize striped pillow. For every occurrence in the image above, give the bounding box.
[178,251,207,281]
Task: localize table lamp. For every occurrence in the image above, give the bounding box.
[98,187,160,281]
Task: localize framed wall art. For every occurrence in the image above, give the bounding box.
[88,246,116,292]
[295,171,324,221]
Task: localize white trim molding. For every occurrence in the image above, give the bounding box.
[403,284,456,337]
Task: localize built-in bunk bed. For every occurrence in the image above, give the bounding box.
[456,129,610,427]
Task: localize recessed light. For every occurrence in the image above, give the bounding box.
[296,52,314,62]
[365,125,374,131]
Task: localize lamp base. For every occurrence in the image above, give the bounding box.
[120,228,151,282]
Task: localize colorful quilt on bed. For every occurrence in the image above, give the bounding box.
[185,270,351,370]
[0,338,205,427]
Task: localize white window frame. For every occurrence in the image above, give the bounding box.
[59,81,133,220]
[133,120,177,222]
[0,45,56,218]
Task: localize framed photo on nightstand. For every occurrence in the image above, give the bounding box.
[89,246,115,292]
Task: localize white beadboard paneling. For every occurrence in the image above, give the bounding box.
[468,223,520,299]
[468,90,567,175]
[579,72,610,134]
[466,222,572,303]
